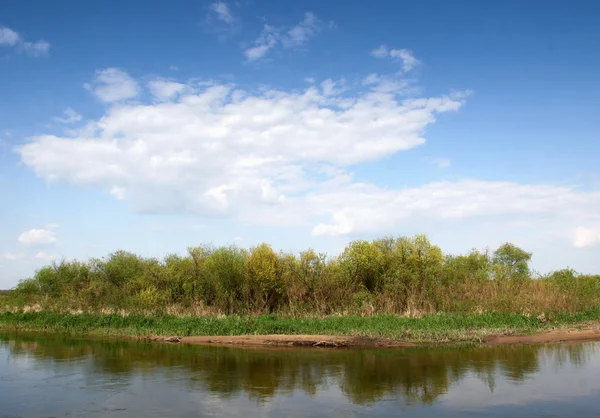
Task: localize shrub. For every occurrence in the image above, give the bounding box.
[3,235,598,317]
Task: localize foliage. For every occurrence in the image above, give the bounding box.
[3,235,599,317]
[492,243,532,280]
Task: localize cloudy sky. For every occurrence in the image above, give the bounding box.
[1,0,599,287]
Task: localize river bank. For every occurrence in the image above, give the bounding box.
[148,325,600,348]
[2,310,600,347]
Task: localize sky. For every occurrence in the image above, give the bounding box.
[1,0,599,287]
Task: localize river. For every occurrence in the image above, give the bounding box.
[0,333,599,417]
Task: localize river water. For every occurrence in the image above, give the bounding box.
[0,333,598,417]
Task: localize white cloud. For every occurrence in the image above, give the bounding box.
[390,49,419,72]
[0,27,20,46]
[1,253,24,261]
[204,1,240,40]
[371,45,389,58]
[54,108,82,124]
[110,186,126,200]
[85,68,140,103]
[363,73,380,85]
[573,227,600,248]
[245,43,272,61]
[372,45,420,72]
[428,157,451,168]
[169,65,179,71]
[0,26,50,57]
[18,229,58,246]
[19,72,467,219]
[148,80,189,101]
[17,64,600,248]
[33,252,60,262]
[22,40,50,57]
[285,12,320,46]
[244,12,322,61]
[320,78,345,96]
[210,2,234,24]
[310,180,600,237]
[244,24,279,61]
[233,236,243,242]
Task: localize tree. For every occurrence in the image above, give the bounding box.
[340,240,384,292]
[492,243,532,280]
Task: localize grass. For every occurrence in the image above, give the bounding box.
[2,308,600,344]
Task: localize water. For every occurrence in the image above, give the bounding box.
[0,333,599,417]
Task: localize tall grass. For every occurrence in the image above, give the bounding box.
[3,308,600,342]
[3,235,600,317]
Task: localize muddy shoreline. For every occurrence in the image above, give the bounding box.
[147,334,418,348]
[148,324,600,349]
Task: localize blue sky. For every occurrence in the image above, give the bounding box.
[1,0,600,287]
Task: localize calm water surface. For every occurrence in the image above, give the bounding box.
[0,333,599,417]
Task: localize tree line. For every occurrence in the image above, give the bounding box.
[5,235,599,316]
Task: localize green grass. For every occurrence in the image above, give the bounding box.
[1,308,600,344]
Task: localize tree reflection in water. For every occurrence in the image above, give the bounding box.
[0,333,594,406]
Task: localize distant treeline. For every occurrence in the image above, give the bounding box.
[2,235,599,316]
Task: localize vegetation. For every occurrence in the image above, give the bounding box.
[2,308,600,343]
[2,235,599,320]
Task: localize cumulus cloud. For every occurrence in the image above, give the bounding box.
[244,24,279,61]
[18,229,58,246]
[310,180,600,236]
[1,253,24,261]
[372,45,420,72]
[85,68,140,103]
[371,45,389,58]
[204,1,240,40]
[54,108,82,124]
[319,78,346,96]
[0,26,50,57]
[16,63,600,247]
[22,40,50,57]
[244,12,322,61]
[573,227,600,248]
[19,70,467,218]
[148,80,189,101]
[210,2,235,24]
[285,12,321,47]
[0,27,20,46]
[33,251,61,262]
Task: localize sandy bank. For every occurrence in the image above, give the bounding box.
[149,323,600,348]
[147,334,417,348]
[484,324,600,345]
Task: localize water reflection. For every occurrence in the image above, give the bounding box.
[0,333,595,408]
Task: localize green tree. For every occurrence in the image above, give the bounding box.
[340,240,385,292]
[492,243,532,280]
[245,244,282,312]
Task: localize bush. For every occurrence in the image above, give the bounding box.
[4,235,599,317]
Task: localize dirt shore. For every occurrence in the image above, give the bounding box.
[148,323,600,349]
[484,324,600,346]
[147,334,417,348]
